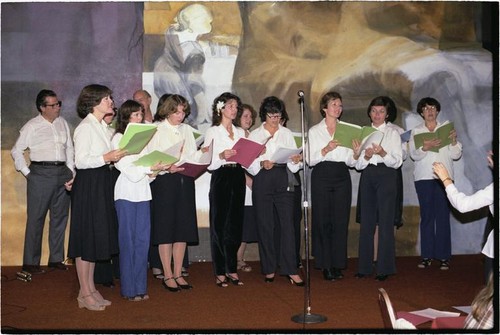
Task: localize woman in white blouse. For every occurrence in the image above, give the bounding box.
[111,100,169,301]
[148,94,200,292]
[309,92,358,281]
[355,96,403,281]
[68,84,127,311]
[409,97,462,271]
[247,96,303,286]
[203,92,246,287]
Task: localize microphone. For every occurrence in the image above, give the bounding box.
[297,90,304,97]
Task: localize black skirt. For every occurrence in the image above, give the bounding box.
[150,173,199,245]
[68,166,119,261]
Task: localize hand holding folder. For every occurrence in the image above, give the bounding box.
[175,140,213,179]
[133,140,184,167]
[270,147,303,164]
[413,121,455,152]
[229,137,268,168]
[333,121,383,150]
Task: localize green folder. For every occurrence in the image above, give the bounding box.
[413,122,454,153]
[292,132,303,148]
[118,123,157,155]
[133,140,184,167]
[333,121,379,149]
[133,150,179,167]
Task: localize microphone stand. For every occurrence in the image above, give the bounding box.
[291,92,327,324]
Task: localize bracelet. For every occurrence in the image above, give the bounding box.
[441,177,452,183]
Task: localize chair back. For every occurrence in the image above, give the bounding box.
[378,288,397,328]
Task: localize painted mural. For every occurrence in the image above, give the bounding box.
[1,2,496,265]
[142,2,495,254]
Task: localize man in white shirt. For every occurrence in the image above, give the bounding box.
[11,89,75,275]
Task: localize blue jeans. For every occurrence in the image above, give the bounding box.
[115,200,150,298]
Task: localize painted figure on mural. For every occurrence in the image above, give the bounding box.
[153,3,213,128]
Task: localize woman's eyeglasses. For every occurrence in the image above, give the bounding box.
[266,113,281,119]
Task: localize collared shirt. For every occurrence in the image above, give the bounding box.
[146,120,199,159]
[11,114,75,176]
[308,118,357,168]
[111,133,153,202]
[74,113,112,169]
[247,123,302,176]
[409,121,462,181]
[355,122,403,171]
[203,123,246,171]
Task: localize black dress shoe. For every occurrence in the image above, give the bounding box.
[174,277,193,290]
[22,265,46,275]
[354,273,366,279]
[375,274,388,281]
[48,262,68,271]
[264,274,275,283]
[162,277,181,292]
[287,275,305,287]
[322,269,334,281]
[332,268,344,280]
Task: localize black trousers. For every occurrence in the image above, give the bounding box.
[253,166,297,275]
[311,161,352,270]
[209,166,245,276]
[357,164,397,276]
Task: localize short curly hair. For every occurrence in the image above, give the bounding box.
[76,84,113,119]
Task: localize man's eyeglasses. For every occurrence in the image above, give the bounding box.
[44,101,62,108]
[266,113,281,119]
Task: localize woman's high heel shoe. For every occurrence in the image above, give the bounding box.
[226,273,244,286]
[91,290,111,306]
[288,275,305,287]
[174,276,193,290]
[77,294,105,311]
[216,276,228,288]
[162,277,181,292]
[264,274,275,283]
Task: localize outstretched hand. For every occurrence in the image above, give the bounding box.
[432,162,450,181]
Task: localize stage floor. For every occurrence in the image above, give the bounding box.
[1,254,486,332]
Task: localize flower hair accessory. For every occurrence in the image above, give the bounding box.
[216,101,225,116]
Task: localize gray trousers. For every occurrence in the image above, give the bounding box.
[24,164,72,265]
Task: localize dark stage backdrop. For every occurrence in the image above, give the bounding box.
[1,2,144,147]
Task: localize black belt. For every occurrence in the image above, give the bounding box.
[31,161,66,166]
[221,163,241,168]
[273,163,287,168]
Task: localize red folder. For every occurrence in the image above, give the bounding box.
[230,137,267,168]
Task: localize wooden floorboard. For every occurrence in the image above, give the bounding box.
[0,254,487,333]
